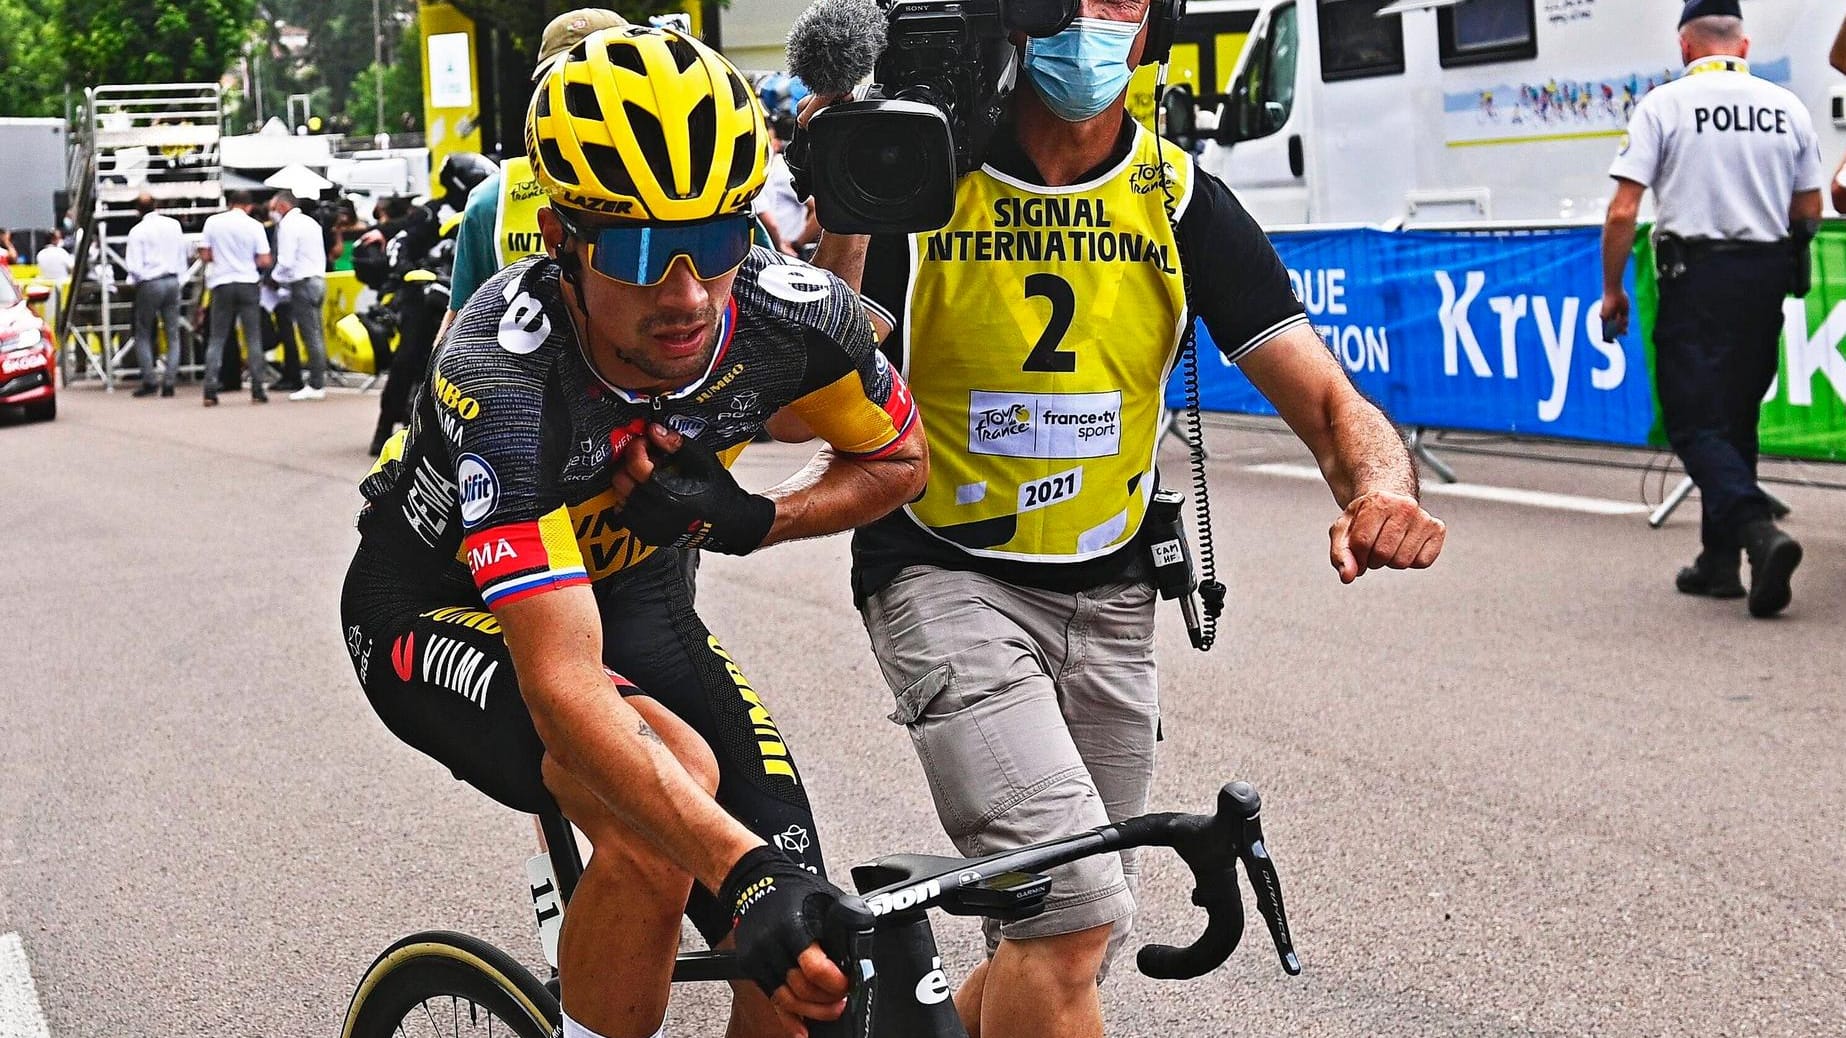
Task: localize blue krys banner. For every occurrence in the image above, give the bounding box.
[1167,227,1655,446]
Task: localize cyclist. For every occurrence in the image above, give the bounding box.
[340,26,926,1038]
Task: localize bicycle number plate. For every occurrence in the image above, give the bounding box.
[525,853,565,969]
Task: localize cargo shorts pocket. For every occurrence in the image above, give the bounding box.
[889,663,954,726]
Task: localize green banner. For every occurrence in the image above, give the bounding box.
[1634,221,1846,462]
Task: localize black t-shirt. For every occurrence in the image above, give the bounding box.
[851,118,1307,602]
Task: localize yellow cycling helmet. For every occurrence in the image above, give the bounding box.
[526,25,769,222]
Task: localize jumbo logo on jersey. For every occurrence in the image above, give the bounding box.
[707,637,797,783]
[456,453,500,528]
[968,390,1122,458]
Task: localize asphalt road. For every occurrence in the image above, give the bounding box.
[3,385,1842,1038]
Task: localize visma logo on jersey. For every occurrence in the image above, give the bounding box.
[968,390,1121,458]
[456,453,500,528]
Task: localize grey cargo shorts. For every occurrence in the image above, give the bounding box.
[862,564,1159,965]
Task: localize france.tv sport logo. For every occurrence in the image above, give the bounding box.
[968,390,1122,459]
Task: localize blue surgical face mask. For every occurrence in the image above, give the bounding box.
[1023,17,1144,123]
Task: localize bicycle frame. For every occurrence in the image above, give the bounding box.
[526,780,1299,1038]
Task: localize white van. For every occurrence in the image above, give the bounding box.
[1163,0,1845,226]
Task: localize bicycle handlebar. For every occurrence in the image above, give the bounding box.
[691,780,1299,1034]
[1119,781,1300,980]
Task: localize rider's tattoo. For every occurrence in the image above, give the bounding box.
[636,718,667,747]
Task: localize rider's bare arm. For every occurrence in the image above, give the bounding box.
[495,583,763,892]
[760,427,926,546]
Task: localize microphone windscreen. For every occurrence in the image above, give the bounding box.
[786,0,888,98]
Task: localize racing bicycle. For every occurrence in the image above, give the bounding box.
[339,781,1300,1038]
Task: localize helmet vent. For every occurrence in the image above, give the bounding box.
[538,139,579,186]
[564,82,603,121]
[688,96,716,185]
[665,36,701,73]
[724,130,755,193]
[580,141,641,199]
[621,101,675,197]
[607,41,647,76]
[535,86,552,118]
[726,69,750,110]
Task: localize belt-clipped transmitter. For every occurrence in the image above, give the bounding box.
[1147,488,1212,650]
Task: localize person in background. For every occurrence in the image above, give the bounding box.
[269,188,330,400]
[35,230,74,283]
[751,115,819,258]
[0,229,17,265]
[1601,0,1822,617]
[444,7,629,335]
[198,191,273,406]
[124,193,192,398]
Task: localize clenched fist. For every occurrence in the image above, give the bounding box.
[1329,491,1445,584]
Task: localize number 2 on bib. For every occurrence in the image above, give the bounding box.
[1022,273,1076,373]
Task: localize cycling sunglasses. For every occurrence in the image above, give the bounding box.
[554,208,754,286]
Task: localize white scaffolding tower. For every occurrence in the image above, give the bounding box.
[60,83,224,389]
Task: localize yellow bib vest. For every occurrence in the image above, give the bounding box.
[494,156,549,267]
[902,126,1192,562]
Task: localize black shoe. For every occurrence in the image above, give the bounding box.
[268,380,304,392]
[160,385,174,398]
[252,390,269,404]
[1676,551,1744,599]
[203,392,219,407]
[132,383,158,397]
[1743,521,1802,618]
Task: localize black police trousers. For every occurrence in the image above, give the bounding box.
[1653,250,1786,551]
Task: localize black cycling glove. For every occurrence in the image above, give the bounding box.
[622,432,776,555]
[719,845,845,999]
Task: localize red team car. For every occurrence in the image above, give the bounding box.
[0,265,57,421]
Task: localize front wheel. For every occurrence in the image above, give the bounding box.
[341,931,559,1038]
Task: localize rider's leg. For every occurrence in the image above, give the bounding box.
[542,695,720,1038]
[593,564,829,1038]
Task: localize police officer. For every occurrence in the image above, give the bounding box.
[1601,0,1824,618]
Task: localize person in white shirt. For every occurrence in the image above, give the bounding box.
[125,194,194,397]
[198,191,273,405]
[34,231,73,282]
[750,117,818,257]
[267,189,330,399]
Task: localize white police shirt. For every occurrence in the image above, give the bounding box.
[1610,57,1824,243]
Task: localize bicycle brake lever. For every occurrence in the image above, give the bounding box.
[820,896,878,1038]
[1223,781,1300,975]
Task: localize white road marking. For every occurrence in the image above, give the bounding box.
[0,932,51,1038]
[1247,462,1650,516]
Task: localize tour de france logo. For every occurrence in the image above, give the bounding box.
[1130,160,1177,195]
[974,403,1033,444]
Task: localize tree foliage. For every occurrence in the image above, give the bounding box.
[449,0,708,60]
[55,0,257,88]
[0,0,66,118]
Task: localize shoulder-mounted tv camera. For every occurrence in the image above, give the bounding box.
[790,0,1079,235]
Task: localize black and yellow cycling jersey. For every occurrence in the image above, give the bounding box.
[359,248,915,605]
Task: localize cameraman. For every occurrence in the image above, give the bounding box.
[810,2,1445,1035]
